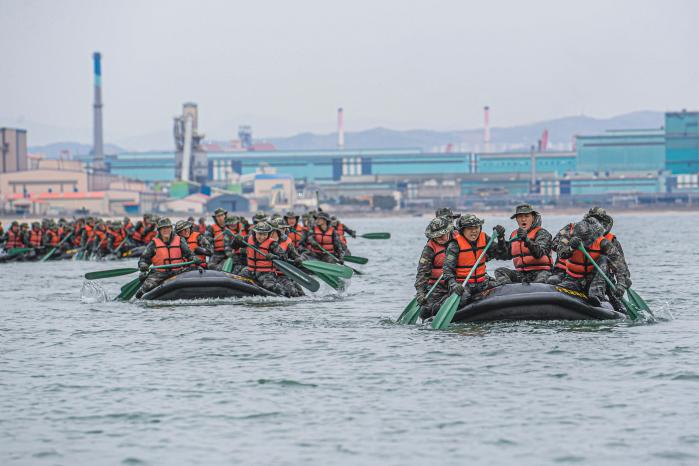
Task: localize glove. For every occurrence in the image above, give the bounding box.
[139,263,149,272]
[614,284,627,298]
[234,234,244,243]
[517,228,528,241]
[494,225,506,239]
[350,232,356,238]
[192,256,202,265]
[294,258,304,267]
[264,253,277,260]
[450,283,465,296]
[416,293,427,306]
[569,237,582,250]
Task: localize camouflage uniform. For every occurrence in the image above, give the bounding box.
[494,204,553,284]
[548,222,576,284]
[205,209,231,270]
[415,217,453,319]
[443,214,498,307]
[557,219,631,305]
[300,213,345,263]
[136,220,198,298]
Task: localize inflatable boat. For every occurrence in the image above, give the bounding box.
[141,269,278,301]
[452,283,625,323]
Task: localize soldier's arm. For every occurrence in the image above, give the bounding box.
[603,239,631,288]
[268,242,285,258]
[493,236,512,260]
[138,242,156,268]
[483,233,497,262]
[180,239,195,261]
[442,241,460,289]
[332,232,344,259]
[196,235,213,256]
[526,228,552,258]
[414,245,435,294]
[344,224,356,236]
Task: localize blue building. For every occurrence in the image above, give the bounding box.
[575,129,665,172]
[665,110,699,174]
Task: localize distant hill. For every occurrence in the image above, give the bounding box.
[264,111,665,151]
[28,142,125,159]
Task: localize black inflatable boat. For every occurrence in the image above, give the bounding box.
[141,269,278,301]
[452,283,625,323]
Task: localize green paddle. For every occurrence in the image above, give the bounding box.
[432,231,497,330]
[40,232,73,262]
[343,255,369,265]
[576,245,641,319]
[85,261,196,280]
[301,260,354,279]
[359,233,391,240]
[246,243,320,292]
[222,257,234,273]
[313,271,341,290]
[398,274,444,325]
[5,247,32,256]
[627,288,652,313]
[115,277,141,301]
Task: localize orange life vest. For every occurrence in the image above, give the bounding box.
[143,229,157,244]
[311,226,335,254]
[279,236,292,252]
[510,226,552,272]
[186,231,207,266]
[336,223,347,245]
[46,230,61,247]
[426,239,447,284]
[29,229,43,248]
[131,224,145,243]
[72,225,83,246]
[246,237,275,273]
[210,223,226,253]
[152,235,185,268]
[454,231,488,284]
[5,230,25,248]
[288,226,305,248]
[198,223,207,234]
[565,236,604,279]
[554,223,574,271]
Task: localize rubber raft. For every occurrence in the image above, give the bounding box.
[141,269,277,301]
[452,283,625,323]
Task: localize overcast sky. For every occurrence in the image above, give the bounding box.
[1,0,698,145]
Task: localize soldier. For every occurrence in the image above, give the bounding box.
[302,212,344,263]
[331,215,355,255]
[435,207,460,228]
[443,214,499,305]
[415,217,454,320]
[223,214,246,273]
[557,218,630,308]
[494,203,553,284]
[252,211,268,225]
[135,218,200,298]
[205,208,230,270]
[175,220,212,267]
[269,218,305,297]
[283,211,306,249]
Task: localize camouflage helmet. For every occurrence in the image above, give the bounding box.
[252,221,273,233]
[11,221,19,227]
[424,217,454,239]
[269,217,290,231]
[31,221,40,228]
[316,211,331,221]
[284,210,299,219]
[510,203,538,219]
[456,214,484,230]
[225,214,239,226]
[584,206,613,235]
[270,213,282,220]
[573,218,603,247]
[435,207,460,219]
[157,218,173,229]
[252,211,268,223]
[175,220,192,233]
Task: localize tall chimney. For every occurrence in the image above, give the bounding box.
[483,106,491,153]
[337,107,345,149]
[92,52,105,171]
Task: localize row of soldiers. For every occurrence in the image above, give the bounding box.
[134,208,356,298]
[415,204,631,319]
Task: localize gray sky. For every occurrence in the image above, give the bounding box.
[1,0,698,146]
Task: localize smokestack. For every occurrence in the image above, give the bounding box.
[92,52,105,171]
[483,106,491,153]
[337,107,345,149]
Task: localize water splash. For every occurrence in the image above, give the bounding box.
[80,280,108,303]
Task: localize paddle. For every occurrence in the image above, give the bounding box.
[222,257,233,273]
[5,247,32,256]
[359,232,391,240]
[576,245,641,319]
[344,255,369,265]
[301,259,354,279]
[84,261,196,280]
[627,288,652,313]
[432,231,497,330]
[246,243,320,292]
[40,232,73,262]
[313,270,341,290]
[397,274,444,325]
[115,277,142,301]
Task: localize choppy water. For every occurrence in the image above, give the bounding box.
[1,213,698,465]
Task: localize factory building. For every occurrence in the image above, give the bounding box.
[1,128,28,173]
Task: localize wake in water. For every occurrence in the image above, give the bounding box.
[80,280,109,303]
